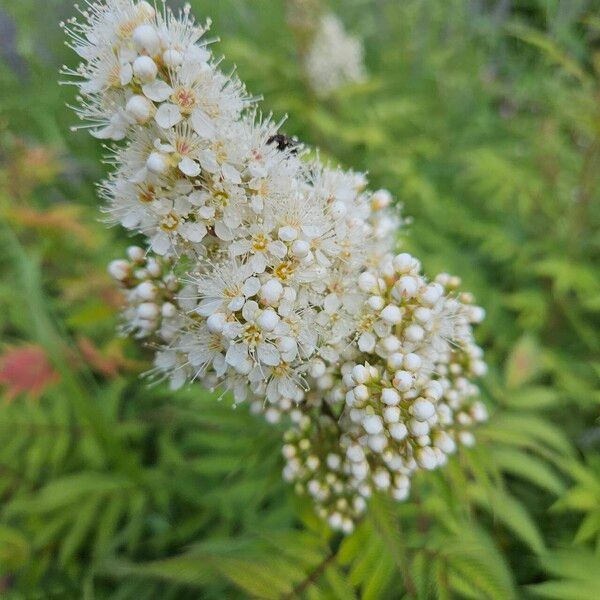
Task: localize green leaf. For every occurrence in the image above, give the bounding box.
[491,447,565,495]
[469,486,546,555]
[0,525,30,571]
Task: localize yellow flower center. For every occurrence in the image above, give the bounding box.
[243,324,261,346]
[138,184,156,203]
[161,212,180,231]
[274,261,295,281]
[252,233,269,252]
[172,87,197,112]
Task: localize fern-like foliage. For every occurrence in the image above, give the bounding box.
[0,0,599,597]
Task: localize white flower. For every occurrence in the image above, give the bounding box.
[304,13,367,97]
[194,262,259,317]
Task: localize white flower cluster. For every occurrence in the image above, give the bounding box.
[65,0,487,532]
[280,261,488,532]
[304,13,367,97]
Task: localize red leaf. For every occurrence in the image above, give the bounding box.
[0,344,59,402]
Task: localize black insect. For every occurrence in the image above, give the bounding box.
[267,133,299,153]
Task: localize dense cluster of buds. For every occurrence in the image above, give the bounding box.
[64,0,487,532]
[108,245,181,341]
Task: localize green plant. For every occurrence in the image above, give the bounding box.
[0,0,598,597]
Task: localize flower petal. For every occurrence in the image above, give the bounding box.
[191,109,216,137]
[142,80,173,102]
[258,343,280,366]
[178,156,201,177]
[154,103,182,129]
[151,231,171,255]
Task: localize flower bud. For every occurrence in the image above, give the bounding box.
[411,398,435,421]
[368,434,387,453]
[392,253,414,274]
[352,364,369,384]
[420,283,443,306]
[347,444,365,462]
[264,408,281,423]
[381,387,400,405]
[259,279,283,305]
[393,370,413,392]
[389,422,408,441]
[403,352,422,371]
[358,272,376,292]
[353,384,369,402]
[383,406,400,423]
[413,307,432,324]
[278,226,297,241]
[310,359,326,378]
[417,447,438,470]
[257,308,279,331]
[138,302,159,320]
[472,360,488,377]
[409,418,429,436]
[381,335,401,353]
[133,24,160,54]
[126,246,145,262]
[162,302,176,318]
[392,486,409,501]
[434,431,456,454]
[367,295,385,311]
[146,151,170,175]
[108,259,130,281]
[327,454,341,470]
[373,469,391,489]
[469,306,486,323]
[146,258,162,277]
[133,55,158,82]
[395,275,418,298]
[381,304,402,324]
[363,414,383,435]
[471,401,488,422]
[404,324,424,343]
[459,431,475,447]
[424,381,443,401]
[291,239,310,258]
[387,352,404,370]
[372,189,391,210]
[126,94,154,123]
[136,281,156,300]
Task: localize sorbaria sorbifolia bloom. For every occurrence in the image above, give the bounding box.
[63,0,487,533]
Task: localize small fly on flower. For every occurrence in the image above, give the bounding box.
[267,133,299,153]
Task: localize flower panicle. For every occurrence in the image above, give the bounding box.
[65,0,487,533]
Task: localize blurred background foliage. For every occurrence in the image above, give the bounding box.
[0,0,599,597]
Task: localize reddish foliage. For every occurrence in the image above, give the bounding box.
[0,344,60,402]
